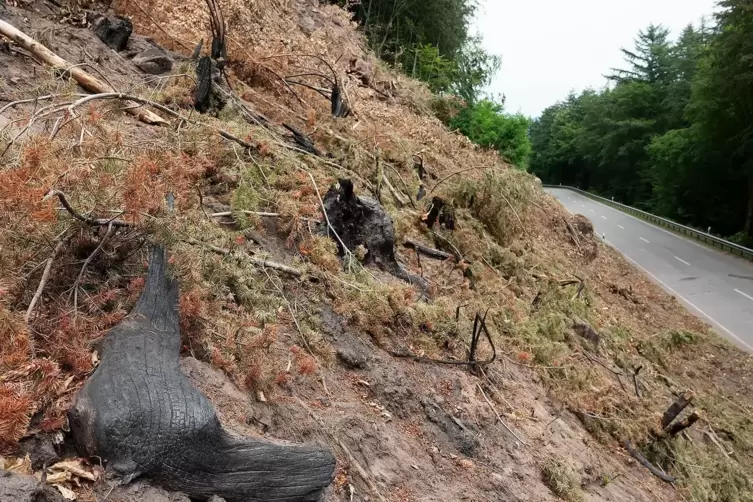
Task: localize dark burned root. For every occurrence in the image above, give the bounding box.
[69,246,335,501]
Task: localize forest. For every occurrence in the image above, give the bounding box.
[331,0,532,166]
[529,0,753,242]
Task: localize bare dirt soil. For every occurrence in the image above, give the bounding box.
[1,1,752,502]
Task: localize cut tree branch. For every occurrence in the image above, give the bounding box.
[45,189,130,227]
[184,238,303,277]
[25,235,70,329]
[404,239,453,261]
[0,18,166,125]
[666,411,701,436]
[661,391,694,429]
[624,441,676,483]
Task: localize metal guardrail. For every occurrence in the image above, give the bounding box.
[543,184,753,261]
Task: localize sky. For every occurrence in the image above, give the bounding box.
[475,0,718,117]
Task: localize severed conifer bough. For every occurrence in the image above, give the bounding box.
[68,246,335,501]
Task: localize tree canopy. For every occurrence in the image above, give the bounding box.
[333,0,499,102]
[530,1,753,241]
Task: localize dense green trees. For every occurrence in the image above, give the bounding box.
[530,0,753,239]
[333,0,499,101]
[331,1,532,167]
[449,100,531,167]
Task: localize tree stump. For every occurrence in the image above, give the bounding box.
[68,246,335,501]
[320,179,424,287]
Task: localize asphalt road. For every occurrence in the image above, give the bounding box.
[546,187,753,352]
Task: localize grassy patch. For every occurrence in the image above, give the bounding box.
[541,458,584,502]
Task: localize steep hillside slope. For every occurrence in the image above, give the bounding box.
[1,1,752,501]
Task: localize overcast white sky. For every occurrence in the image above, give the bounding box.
[475,0,718,117]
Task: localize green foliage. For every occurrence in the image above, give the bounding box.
[541,458,584,502]
[409,43,457,93]
[531,4,753,238]
[449,100,531,167]
[333,0,498,103]
[452,170,535,246]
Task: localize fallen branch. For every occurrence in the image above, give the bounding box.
[282,123,322,156]
[404,239,453,261]
[0,19,166,125]
[25,236,69,329]
[633,365,643,398]
[581,351,627,394]
[382,173,408,207]
[210,211,280,218]
[563,217,582,251]
[430,230,466,264]
[385,163,416,209]
[285,79,332,99]
[45,189,130,227]
[428,166,493,195]
[624,441,676,483]
[388,311,495,367]
[30,91,256,153]
[666,410,701,436]
[704,426,732,458]
[476,382,529,446]
[218,129,258,152]
[184,238,303,277]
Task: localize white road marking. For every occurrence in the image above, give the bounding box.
[602,238,753,352]
[580,204,585,208]
[735,288,753,302]
[640,237,650,243]
[559,189,713,254]
[617,224,625,230]
[589,209,595,213]
[674,256,691,266]
[601,215,607,220]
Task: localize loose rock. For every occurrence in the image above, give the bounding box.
[91,15,133,51]
[0,469,66,502]
[132,47,173,75]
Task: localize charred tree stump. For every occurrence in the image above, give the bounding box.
[68,246,335,501]
[666,411,701,436]
[331,84,350,118]
[661,391,694,429]
[319,180,424,287]
[423,197,455,230]
[195,56,213,113]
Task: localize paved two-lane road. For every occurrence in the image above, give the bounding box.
[546,187,753,352]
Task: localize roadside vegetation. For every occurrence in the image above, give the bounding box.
[530,0,753,243]
[330,0,532,168]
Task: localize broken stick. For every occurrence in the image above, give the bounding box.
[404,239,453,261]
[0,19,166,126]
[666,410,701,436]
[624,441,676,483]
[184,238,303,277]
